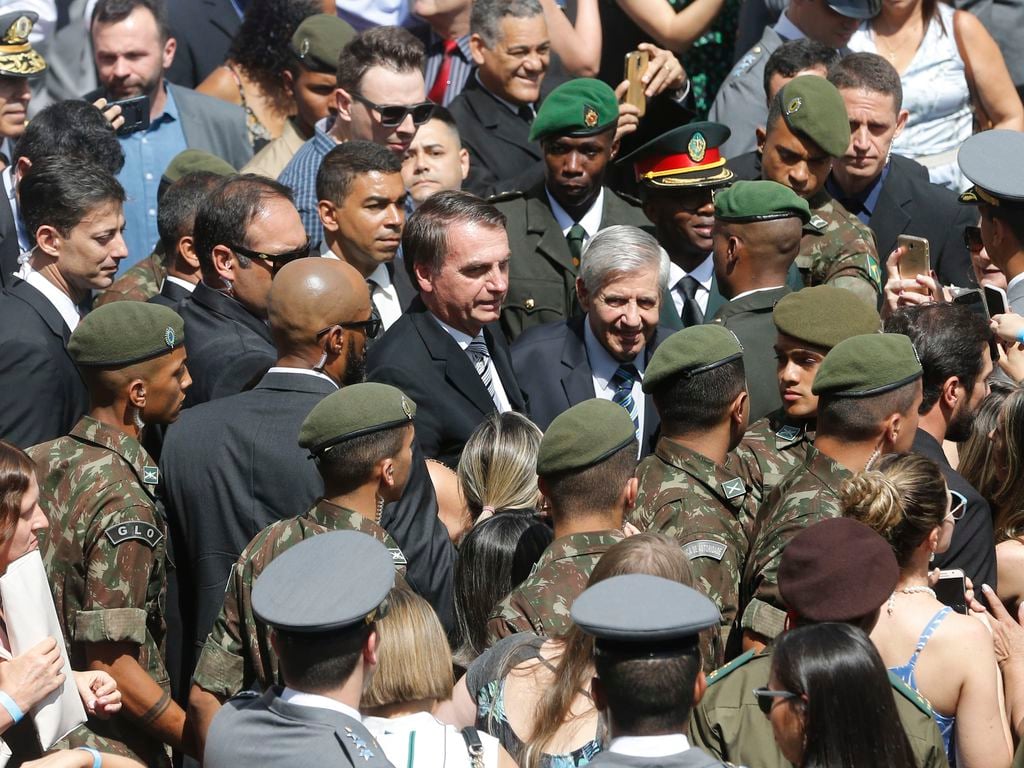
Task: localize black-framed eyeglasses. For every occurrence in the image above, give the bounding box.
[316,315,382,340]
[752,687,800,716]
[964,226,983,252]
[947,490,967,522]
[350,92,434,128]
[228,240,317,273]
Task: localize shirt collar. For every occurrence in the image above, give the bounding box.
[266,367,340,386]
[475,70,533,116]
[313,116,341,151]
[583,314,646,390]
[280,687,363,722]
[367,262,394,292]
[729,285,785,301]
[431,314,477,349]
[17,260,81,330]
[773,11,808,41]
[608,735,691,757]
[163,275,195,292]
[826,163,889,219]
[545,187,605,237]
[157,82,180,125]
[669,253,714,290]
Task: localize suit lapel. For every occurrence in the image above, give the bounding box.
[387,259,417,310]
[411,308,497,415]
[526,190,575,273]
[8,279,71,342]
[560,316,595,407]
[868,170,913,258]
[486,323,525,410]
[659,287,683,330]
[704,274,727,320]
[0,190,19,289]
[467,84,540,160]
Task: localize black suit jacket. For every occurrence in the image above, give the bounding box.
[389,258,417,311]
[866,155,976,288]
[913,429,997,593]
[0,191,20,289]
[147,279,192,308]
[0,279,87,447]
[448,78,545,198]
[176,282,276,406]
[165,0,239,88]
[511,315,674,455]
[366,298,526,467]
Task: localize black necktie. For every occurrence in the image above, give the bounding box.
[680,275,704,328]
[517,104,534,123]
[567,223,586,263]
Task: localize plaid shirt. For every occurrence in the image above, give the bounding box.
[277,117,336,244]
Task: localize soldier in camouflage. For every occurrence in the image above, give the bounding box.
[94,249,165,307]
[628,325,752,664]
[31,302,193,766]
[741,333,923,648]
[188,383,415,749]
[728,285,881,512]
[485,399,638,644]
[757,75,882,307]
[692,518,949,768]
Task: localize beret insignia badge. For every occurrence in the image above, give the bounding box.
[688,131,707,163]
[164,327,176,347]
[583,104,598,128]
[299,38,310,56]
[785,97,802,115]
[401,396,413,419]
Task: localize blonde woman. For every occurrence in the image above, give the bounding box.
[842,453,1012,768]
[458,413,543,523]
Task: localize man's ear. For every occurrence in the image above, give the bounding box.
[128,378,147,409]
[576,277,591,310]
[941,375,960,411]
[364,627,379,667]
[893,108,910,139]
[725,235,742,272]
[319,199,340,232]
[281,68,295,101]
[34,224,62,258]
[469,33,487,66]
[211,244,236,283]
[731,390,748,426]
[177,235,201,270]
[459,148,470,181]
[14,156,29,182]
[335,88,354,123]
[161,36,177,71]
[413,259,434,294]
[378,456,396,492]
[622,475,639,510]
[755,127,767,153]
[693,670,708,706]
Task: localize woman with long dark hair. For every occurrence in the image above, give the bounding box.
[763,622,918,768]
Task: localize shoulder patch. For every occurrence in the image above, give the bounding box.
[388,547,407,566]
[808,214,828,232]
[775,425,801,442]
[706,648,757,685]
[104,520,164,548]
[887,670,935,717]
[682,539,727,561]
[730,47,762,79]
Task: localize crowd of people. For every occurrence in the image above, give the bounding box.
[2,0,1024,765]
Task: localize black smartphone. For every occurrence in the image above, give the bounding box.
[934,569,969,615]
[108,94,150,136]
[984,284,1009,317]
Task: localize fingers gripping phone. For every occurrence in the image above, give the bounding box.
[624,51,649,118]
[108,94,150,136]
[897,234,931,280]
[984,284,1009,317]
[935,569,969,615]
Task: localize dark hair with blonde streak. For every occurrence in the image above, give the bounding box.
[0,440,36,547]
[515,533,695,768]
[840,453,947,568]
[970,386,1024,541]
[958,382,1015,528]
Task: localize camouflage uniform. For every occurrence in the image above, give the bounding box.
[485,530,624,645]
[740,445,852,640]
[192,500,407,697]
[31,416,169,767]
[727,410,814,515]
[690,648,949,768]
[95,249,165,307]
[629,437,753,661]
[799,191,881,307]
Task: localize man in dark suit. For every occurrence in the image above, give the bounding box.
[513,225,674,456]
[825,54,975,288]
[317,141,416,332]
[367,190,525,467]
[179,175,311,406]
[165,0,239,88]
[0,157,126,447]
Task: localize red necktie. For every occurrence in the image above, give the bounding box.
[428,39,458,104]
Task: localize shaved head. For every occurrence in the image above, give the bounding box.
[267,258,371,357]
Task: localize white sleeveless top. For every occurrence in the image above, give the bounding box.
[848,3,972,191]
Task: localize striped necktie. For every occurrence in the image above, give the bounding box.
[611,364,640,438]
[467,334,499,408]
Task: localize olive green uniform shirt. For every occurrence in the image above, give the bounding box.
[94,250,165,307]
[728,411,814,516]
[800,190,881,308]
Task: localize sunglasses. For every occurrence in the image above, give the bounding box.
[229,240,317,273]
[752,687,800,716]
[316,314,383,341]
[947,490,967,522]
[964,226,983,252]
[350,93,434,128]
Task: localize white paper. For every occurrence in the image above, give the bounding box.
[0,550,85,749]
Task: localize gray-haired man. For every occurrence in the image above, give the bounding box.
[511,225,676,456]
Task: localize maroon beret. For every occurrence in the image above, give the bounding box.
[778,518,898,622]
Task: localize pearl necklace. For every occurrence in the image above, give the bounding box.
[887,586,936,615]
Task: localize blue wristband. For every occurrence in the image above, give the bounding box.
[0,690,23,723]
[75,747,102,768]
[1017,329,1024,345]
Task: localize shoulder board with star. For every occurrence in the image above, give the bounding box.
[729,45,763,79]
[706,648,757,685]
[487,190,525,204]
[887,670,935,717]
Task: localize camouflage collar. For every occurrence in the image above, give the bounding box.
[654,437,749,507]
[765,410,814,448]
[803,446,853,494]
[70,416,158,493]
[309,499,378,531]
[538,530,624,568]
[807,188,833,212]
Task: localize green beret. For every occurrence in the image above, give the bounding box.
[773,286,880,349]
[536,399,636,476]
[775,76,851,158]
[642,325,744,393]
[68,302,184,367]
[530,78,618,143]
[161,149,236,186]
[299,382,415,456]
[812,333,922,397]
[290,14,356,74]
[714,180,811,224]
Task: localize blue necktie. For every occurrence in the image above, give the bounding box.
[611,364,640,439]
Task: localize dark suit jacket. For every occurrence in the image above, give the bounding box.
[0,190,20,289]
[389,258,417,311]
[913,429,997,593]
[448,77,545,198]
[147,278,192,308]
[494,182,656,341]
[511,315,674,455]
[176,282,276,406]
[0,279,87,448]
[366,298,526,468]
[866,155,976,288]
[166,0,239,89]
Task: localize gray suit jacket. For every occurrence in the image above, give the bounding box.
[204,688,396,768]
[587,745,730,767]
[168,83,253,168]
[1009,274,1024,315]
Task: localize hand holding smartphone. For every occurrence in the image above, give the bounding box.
[896,234,931,295]
[623,51,649,117]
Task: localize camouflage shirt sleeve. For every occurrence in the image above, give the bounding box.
[191,550,251,697]
[75,503,163,646]
[484,591,538,648]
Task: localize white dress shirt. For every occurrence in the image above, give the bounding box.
[432,316,512,413]
[546,186,605,247]
[280,687,363,721]
[584,318,645,444]
[266,366,339,387]
[16,261,80,331]
[667,254,715,317]
[608,734,692,757]
[320,243,403,330]
[163,275,196,294]
[728,285,785,302]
